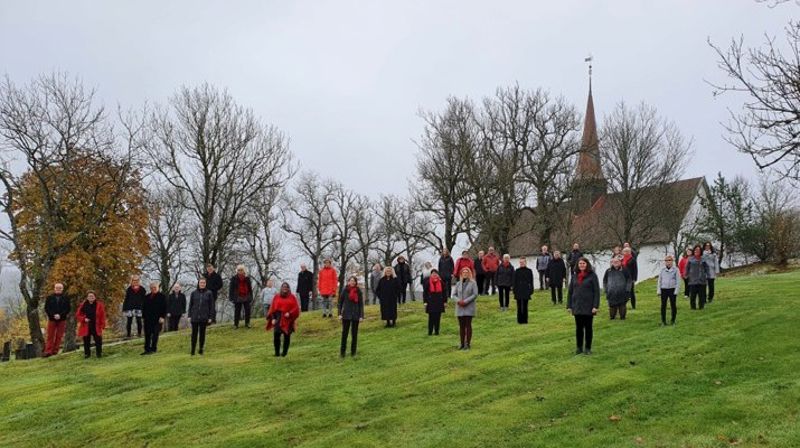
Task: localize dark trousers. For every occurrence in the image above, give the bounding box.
[516,298,529,324]
[299,295,310,312]
[660,288,677,324]
[427,312,442,335]
[475,274,486,294]
[689,284,706,310]
[538,270,548,290]
[340,319,359,356]
[682,278,689,297]
[574,315,594,350]
[168,315,181,332]
[609,304,627,320]
[398,287,407,305]
[707,279,715,303]
[458,316,473,347]
[273,330,291,356]
[191,322,207,354]
[498,286,511,308]
[550,285,563,304]
[485,274,496,294]
[234,301,251,327]
[126,316,142,337]
[82,326,102,357]
[143,319,161,352]
[443,277,452,299]
[630,284,637,309]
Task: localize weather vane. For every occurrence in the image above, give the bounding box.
[585,54,593,89]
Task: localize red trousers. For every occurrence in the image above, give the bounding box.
[45,320,66,355]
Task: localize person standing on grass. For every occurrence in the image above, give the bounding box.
[266,282,301,357]
[513,257,534,324]
[496,254,515,312]
[482,246,500,295]
[43,282,70,357]
[202,264,223,323]
[453,267,478,350]
[603,256,631,320]
[567,258,600,356]
[141,282,167,355]
[376,267,400,327]
[394,255,412,305]
[438,248,455,299]
[567,243,583,277]
[166,283,186,332]
[687,245,710,310]
[547,251,568,305]
[261,278,278,317]
[536,245,551,290]
[621,247,638,309]
[420,261,433,303]
[474,250,486,295]
[317,259,338,318]
[455,250,475,278]
[678,247,692,298]
[76,291,105,359]
[424,269,446,336]
[703,242,720,304]
[122,275,145,339]
[370,263,384,306]
[229,265,255,329]
[188,278,215,356]
[296,264,314,312]
[657,255,680,326]
[338,276,365,358]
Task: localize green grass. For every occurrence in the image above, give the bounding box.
[1,270,799,447]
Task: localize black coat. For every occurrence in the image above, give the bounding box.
[547,258,568,286]
[512,267,534,300]
[603,268,631,306]
[567,250,583,272]
[567,271,601,316]
[623,257,638,282]
[122,286,146,311]
[229,275,254,303]
[203,271,223,300]
[338,286,365,321]
[296,270,314,298]
[166,292,187,316]
[496,263,515,287]
[188,289,215,323]
[473,257,485,275]
[424,278,446,314]
[44,294,70,321]
[142,292,167,322]
[375,276,400,320]
[438,256,455,279]
[394,262,412,285]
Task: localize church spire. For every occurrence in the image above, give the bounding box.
[571,56,607,212]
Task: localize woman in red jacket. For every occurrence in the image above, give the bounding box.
[317,259,339,318]
[678,247,692,298]
[76,291,106,359]
[266,282,301,357]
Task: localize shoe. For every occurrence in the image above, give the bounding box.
[191,352,195,356]
[84,354,91,359]
[465,344,471,350]
[274,353,280,357]
[660,322,667,326]
[96,354,102,358]
[584,350,592,356]
[575,348,583,355]
[459,344,465,350]
[340,352,346,358]
[671,321,676,326]
[140,351,149,356]
[199,350,204,355]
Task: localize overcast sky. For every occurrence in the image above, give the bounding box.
[0,1,793,196]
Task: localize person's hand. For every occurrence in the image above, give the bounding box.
[54,314,60,320]
[167,313,171,317]
[271,319,277,325]
[338,315,343,320]
[84,318,90,323]
[284,312,290,318]
[159,317,165,324]
[207,319,212,324]
[591,308,598,315]
[359,318,364,322]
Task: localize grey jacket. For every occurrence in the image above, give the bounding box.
[686,257,710,286]
[536,253,551,271]
[188,288,215,323]
[369,270,383,294]
[452,279,478,317]
[602,267,631,307]
[656,266,681,295]
[703,252,720,279]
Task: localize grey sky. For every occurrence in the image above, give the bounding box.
[0,1,793,197]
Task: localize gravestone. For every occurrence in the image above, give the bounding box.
[1,341,10,362]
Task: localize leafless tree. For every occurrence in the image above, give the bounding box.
[243,185,285,285]
[394,198,431,299]
[374,194,404,266]
[328,181,362,287]
[352,195,380,300]
[144,186,189,294]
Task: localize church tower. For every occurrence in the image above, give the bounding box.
[571,62,607,212]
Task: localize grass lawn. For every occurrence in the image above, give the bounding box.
[1,269,798,447]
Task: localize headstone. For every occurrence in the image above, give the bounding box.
[1,341,10,362]
[25,343,37,359]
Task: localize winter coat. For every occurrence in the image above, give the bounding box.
[266,293,301,335]
[686,257,709,286]
[603,267,631,307]
[188,288,215,323]
[496,262,515,287]
[296,270,314,299]
[369,270,383,295]
[512,267,534,300]
[376,276,400,320]
[567,250,583,272]
[657,266,681,295]
[678,256,689,279]
[142,292,167,322]
[122,286,146,312]
[394,262,412,285]
[703,252,720,279]
[455,257,475,277]
[473,257,485,275]
[420,270,432,301]
[438,256,455,279]
[166,291,187,316]
[76,300,106,337]
[622,256,638,282]
[536,253,552,272]
[229,275,254,304]
[338,286,365,321]
[202,271,223,300]
[547,258,568,286]
[482,253,500,273]
[44,294,70,321]
[261,287,278,306]
[317,266,339,296]
[452,279,479,317]
[424,277,446,314]
[567,271,601,316]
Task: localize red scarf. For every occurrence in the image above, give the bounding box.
[622,254,632,267]
[577,270,587,285]
[237,274,249,297]
[347,286,359,303]
[429,276,442,293]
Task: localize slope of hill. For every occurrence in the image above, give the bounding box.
[1,270,798,447]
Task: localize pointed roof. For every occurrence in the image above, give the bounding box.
[575,83,604,180]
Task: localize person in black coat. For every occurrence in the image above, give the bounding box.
[438,248,455,299]
[621,247,638,309]
[424,270,447,335]
[296,264,314,311]
[141,282,167,355]
[474,251,486,295]
[567,257,600,355]
[375,267,401,327]
[43,282,70,357]
[513,258,534,324]
[166,283,187,332]
[123,275,146,338]
[202,264,223,323]
[394,256,412,304]
[338,277,365,357]
[546,251,568,305]
[189,278,215,355]
[567,243,583,276]
[229,265,254,328]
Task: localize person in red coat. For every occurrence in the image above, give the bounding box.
[678,247,692,298]
[455,251,475,278]
[317,259,339,318]
[76,291,106,358]
[266,282,301,357]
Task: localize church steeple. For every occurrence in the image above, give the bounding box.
[572,57,608,211]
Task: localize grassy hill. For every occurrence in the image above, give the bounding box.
[1,270,798,447]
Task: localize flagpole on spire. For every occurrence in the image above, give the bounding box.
[585,54,593,93]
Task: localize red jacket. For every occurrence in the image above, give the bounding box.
[318,266,338,296]
[266,293,301,335]
[76,300,107,337]
[482,253,500,273]
[678,256,689,278]
[455,257,475,276]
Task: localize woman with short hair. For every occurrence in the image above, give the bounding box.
[376,267,400,327]
[424,269,446,335]
[567,258,600,355]
[188,278,215,355]
[496,254,515,312]
[229,264,254,328]
[338,276,365,357]
[77,291,106,358]
[453,267,478,350]
[266,282,301,357]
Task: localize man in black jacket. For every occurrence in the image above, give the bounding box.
[512,258,534,324]
[438,248,455,299]
[296,264,314,311]
[394,256,412,304]
[567,243,583,277]
[202,264,223,323]
[142,282,167,355]
[43,283,70,357]
[474,250,486,295]
[229,265,254,328]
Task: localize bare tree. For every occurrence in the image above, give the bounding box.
[599,101,692,246]
[352,195,380,300]
[328,181,362,287]
[374,194,404,266]
[394,199,431,300]
[144,186,189,294]
[243,186,285,285]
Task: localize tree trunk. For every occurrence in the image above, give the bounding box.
[63,312,78,352]
[25,302,44,356]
